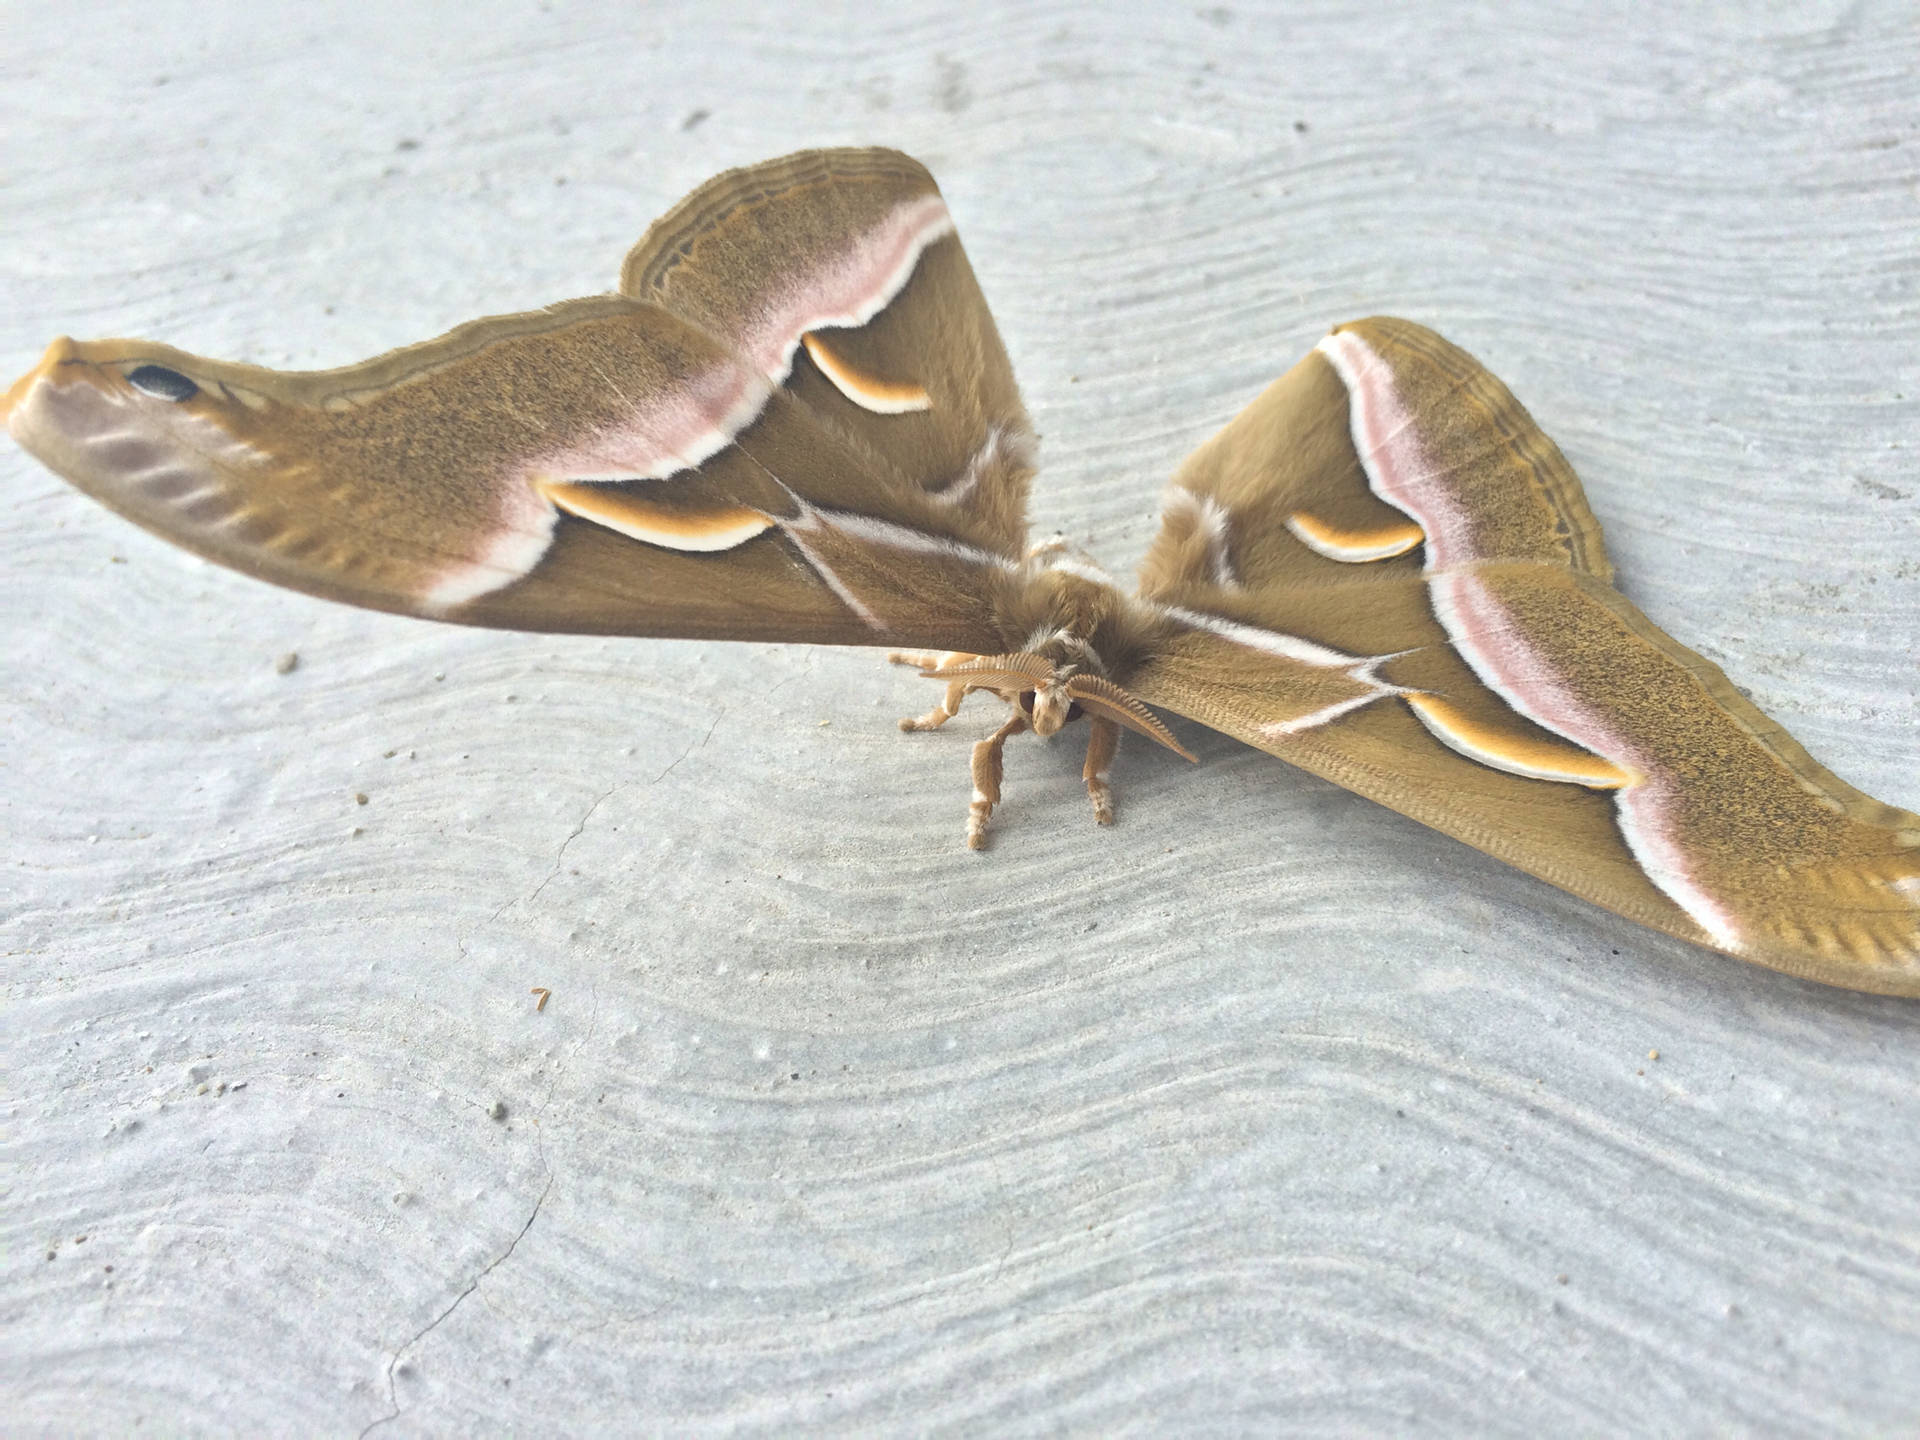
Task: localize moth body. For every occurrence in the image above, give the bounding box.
[8,146,1917,993]
[888,545,1199,845]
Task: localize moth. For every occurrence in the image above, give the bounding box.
[6,148,1918,997]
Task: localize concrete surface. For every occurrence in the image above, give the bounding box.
[5,2,1918,1434]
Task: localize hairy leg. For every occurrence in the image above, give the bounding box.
[887,649,973,671]
[889,651,979,732]
[968,711,1030,849]
[899,679,974,732]
[1082,716,1120,826]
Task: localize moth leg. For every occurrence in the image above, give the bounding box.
[899,679,974,733]
[888,651,979,732]
[888,649,974,672]
[1082,716,1120,826]
[968,712,1030,850]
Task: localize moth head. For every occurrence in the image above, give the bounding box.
[1029,679,1075,736]
[925,653,1079,735]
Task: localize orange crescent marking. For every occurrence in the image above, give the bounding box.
[1286,510,1425,563]
[801,332,932,415]
[1406,693,1634,789]
[538,480,771,553]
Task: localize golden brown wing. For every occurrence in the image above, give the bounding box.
[1127,318,1920,995]
[624,147,1035,558]
[1141,316,1612,601]
[4,149,1034,652]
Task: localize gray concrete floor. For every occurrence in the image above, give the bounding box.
[5,2,1918,1433]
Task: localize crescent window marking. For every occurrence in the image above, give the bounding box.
[1285,510,1425,563]
[1405,693,1633,789]
[801,332,932,414]
[537,479,773,553]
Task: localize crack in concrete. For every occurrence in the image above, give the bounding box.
[358,889,604,1434]
[485,708,724,925]
[358,1162,555,1439]
[652,708,725,785]
[355,984,595,1436]
[494,782,619,921]
[762,654,815,700]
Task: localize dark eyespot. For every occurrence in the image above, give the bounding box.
[127,365,199,402]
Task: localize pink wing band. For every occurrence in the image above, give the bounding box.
[1314,328,1473,572]
[435,197,955,603]
[1428,570,1743,950]
[742,194,955,385]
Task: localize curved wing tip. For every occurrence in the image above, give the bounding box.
[4,337,77,427]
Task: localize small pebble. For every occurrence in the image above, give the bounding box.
[489,1100,508,1122]
[275,652,299,675]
